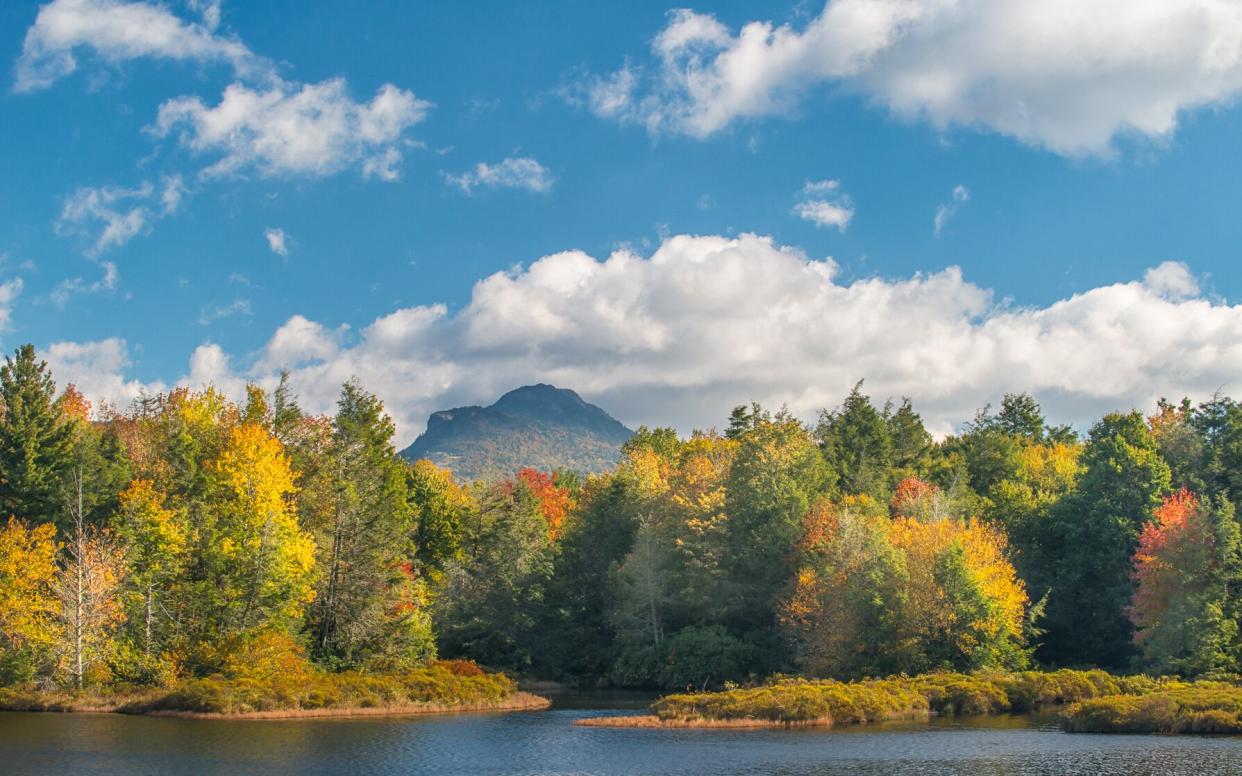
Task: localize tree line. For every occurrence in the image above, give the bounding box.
[0,342,1239,693]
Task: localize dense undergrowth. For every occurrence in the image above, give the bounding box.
[648,669,1242,733]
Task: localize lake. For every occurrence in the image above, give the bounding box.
[3,693,1242,775]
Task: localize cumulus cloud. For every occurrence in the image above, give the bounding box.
[934,184,970,237]
[264,227,289,257]
[794,179,854,230]
[56,176,186,255]
[582,0,1242,155]
[42,337,163,411]
[14,0,267,92]
[151,79,430,180]
[443,157,554,194]
[44,234,1242,448]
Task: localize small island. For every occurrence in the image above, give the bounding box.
[576,670,1242,734]
[0,653,548,719]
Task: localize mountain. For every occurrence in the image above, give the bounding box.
[398,384,634,482]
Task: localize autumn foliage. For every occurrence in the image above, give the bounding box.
[1131,489,1203,638]
[516,468,573,540]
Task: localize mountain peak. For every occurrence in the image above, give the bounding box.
[399,385,633,482]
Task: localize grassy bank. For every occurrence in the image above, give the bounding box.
[575,670,1233,732]
[1061,684,1242,734]
[0,660,549,719]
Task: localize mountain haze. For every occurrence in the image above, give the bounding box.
[398,384,633,482]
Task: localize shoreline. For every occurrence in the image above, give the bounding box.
[575,708,930,730]
[0,691,551,720]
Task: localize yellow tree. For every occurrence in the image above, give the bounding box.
[889,516,1029,671]
[191,423,316,665]
[0,518,58,684]
[114,479,187,658]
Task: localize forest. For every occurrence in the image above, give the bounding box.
[1,341,1241,705]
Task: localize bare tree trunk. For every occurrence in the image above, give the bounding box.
[639,517,663,648]
[71,469,85,690]
[318,500,345,650]
[144,582,153,657]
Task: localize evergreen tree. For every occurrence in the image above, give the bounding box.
[817,382,890,499]
[0,345,74,527]
[887,398,934,481]
[434,480,553,672]
[1039,412,1171,668]
[994,393,1047,442]
[309,381,428,669]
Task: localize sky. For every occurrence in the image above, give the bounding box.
[3,0,1242,445]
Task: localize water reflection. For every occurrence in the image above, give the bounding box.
[2,706,1242,775]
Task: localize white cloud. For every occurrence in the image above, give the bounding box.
[56,176,186,255]
[264,227,289,258]
[934,184,970,237]
[584,1,1242,156]
[197,298,252,326]
[444,157,554,194]
[159,174,187,215]
[0,279,23,331]
[794,179,853,230]
[151,79,430,180]
[51,260,118,307]
[14,0,267,93]
[43,337,162,410]
[45,235,1242,449]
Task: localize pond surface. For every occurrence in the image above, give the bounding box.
[3,694,1242,775]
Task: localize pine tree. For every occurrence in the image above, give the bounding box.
[0,345,74,527]
[1039,412,1171,668]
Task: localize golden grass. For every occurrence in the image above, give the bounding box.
[0,662,548,720]
[584,670,1242,733]
[1061,684,1242,734]
[142,692,551,719]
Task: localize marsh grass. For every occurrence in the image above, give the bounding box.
[591,669,1237,732]
[1061,683,1242,733]
[0,660,540,718]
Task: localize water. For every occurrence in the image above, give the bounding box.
[3,695,1242,775]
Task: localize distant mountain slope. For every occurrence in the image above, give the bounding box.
[398,384,633,482]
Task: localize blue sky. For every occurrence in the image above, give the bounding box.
[3,0,1242,444]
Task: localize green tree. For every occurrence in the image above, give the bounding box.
[308,382,427,669]
[0,345,74,527]
[1040,412,1171,668]
[541,473,640,680]
[434,480,553,672]
[994,393,1047,442]
[724,414,832,636]
[887,398,934,482]
[817,382,889,498]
